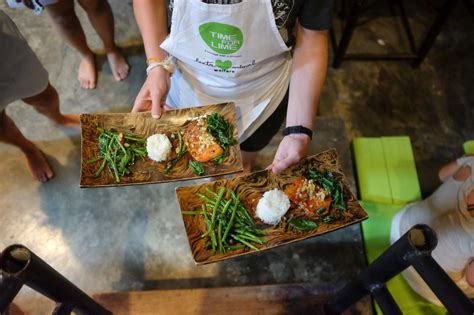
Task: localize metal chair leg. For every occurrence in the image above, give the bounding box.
[332,0,367,68]
[325,224,474,314]
[0,277,23,313]
[371,284,402,315]
[412,0,460,67]
[0,244,111,315]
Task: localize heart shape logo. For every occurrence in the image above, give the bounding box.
[199,22,243,55]
[215,60,232,70]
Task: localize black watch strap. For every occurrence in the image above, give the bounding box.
[282,125,313,140]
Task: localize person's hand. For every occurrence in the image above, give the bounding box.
[16,0,34,9]
[132,66,171,118]
[269,134,311,174]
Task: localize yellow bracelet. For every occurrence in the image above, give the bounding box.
[146,56,176,76]
[146,57,164,65]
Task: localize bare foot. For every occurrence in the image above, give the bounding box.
[107,48,130,81]
[55,114,80,127]
[24,147,54,183]
[78,53,97,90]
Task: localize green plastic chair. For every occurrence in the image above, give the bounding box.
[353,136,446,314]
[464,140,474,155]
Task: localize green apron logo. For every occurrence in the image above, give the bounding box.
[215,60,232,70]
[199,22,243,55]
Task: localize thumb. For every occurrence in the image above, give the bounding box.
[272,157,293,174]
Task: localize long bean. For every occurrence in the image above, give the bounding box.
[194,187,265,252]
[89,128,147,183]
[165,128,186,173]
[217,222,223,253]
[236,233,265,245]
[202,187,224,238]
[210,187,225,225]
[221,198,239,245]
[231,235,259,251]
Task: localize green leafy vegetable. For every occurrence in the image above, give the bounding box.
[316,206,326,214]
[165,128,187,173]
[288,219,318,231]
[189,159,204,176]
[88,128,147,183]
[322,215,333,223]
[206,113,237,151]
[212,152,228,165]
[308,169,347,211]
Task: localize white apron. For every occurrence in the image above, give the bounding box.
[161,0,292,141]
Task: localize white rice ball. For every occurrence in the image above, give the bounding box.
[146,134,172,162]
[256,189,291,225]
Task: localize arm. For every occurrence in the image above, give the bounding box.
[438,155,474,182]
[271,24,328,174]
[466,260,474,287]
[132,0,171,118]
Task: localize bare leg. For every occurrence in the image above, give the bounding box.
[22,83,80,127]
[45,0,97,89]
[78,0,129,81]
[0,110,53,182]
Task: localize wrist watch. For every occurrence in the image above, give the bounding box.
[282,125,313,140]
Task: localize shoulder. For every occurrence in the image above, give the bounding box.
[294,0,333,31]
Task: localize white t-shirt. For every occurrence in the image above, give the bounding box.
[0,10,48,110]
[391,156,474,305]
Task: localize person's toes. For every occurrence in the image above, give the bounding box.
[45,168,54,180]
[78,54,97,89]
[89,78,96,89]
[38,172,47,183]
[118,64,130,81]
[24,148,54,183]
[107,49,129,82]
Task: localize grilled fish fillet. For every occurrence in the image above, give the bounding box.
[183,118,223,162]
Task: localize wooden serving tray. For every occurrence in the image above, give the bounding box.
[80,102,243,187]
[176,149,368,265]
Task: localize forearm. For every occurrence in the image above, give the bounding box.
[133,0,169,60]
[286,26,328,131]
[438,160,461,182]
